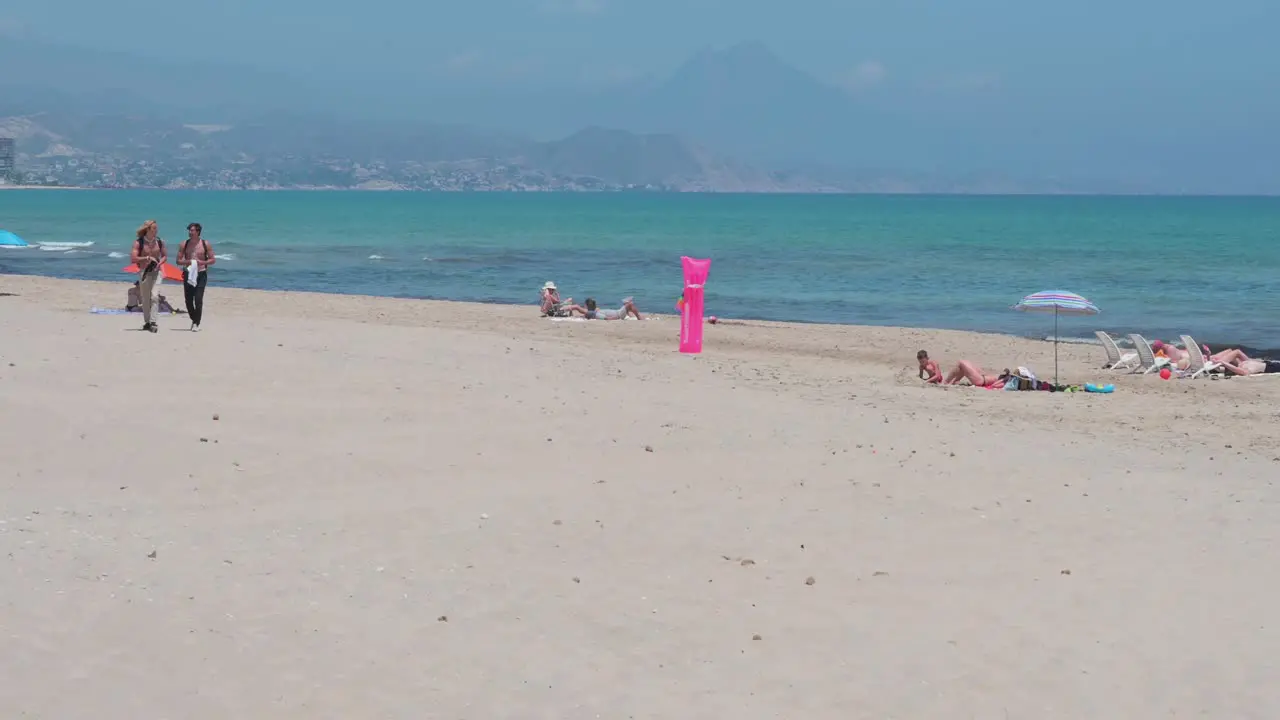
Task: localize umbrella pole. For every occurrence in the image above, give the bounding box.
[1054,306,1060,387]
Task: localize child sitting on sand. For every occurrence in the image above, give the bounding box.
[917,350,943,384]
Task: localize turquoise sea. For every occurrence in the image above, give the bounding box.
[3,191,1280,353]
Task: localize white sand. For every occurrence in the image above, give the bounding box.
[2,274,1279,718]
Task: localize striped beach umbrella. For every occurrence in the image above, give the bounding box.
[1012,290,1100,386]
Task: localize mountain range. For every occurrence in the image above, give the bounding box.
[3,35,1275,193]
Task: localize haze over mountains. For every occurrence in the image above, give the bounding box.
[2,33,1278,193]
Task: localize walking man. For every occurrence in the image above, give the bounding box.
[130,219,166,333]
[176,222,216,331]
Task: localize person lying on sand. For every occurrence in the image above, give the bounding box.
[1218,357,1280,376]
[917,350,943,384]
[941,360,1011,388]
[565,297,644,321]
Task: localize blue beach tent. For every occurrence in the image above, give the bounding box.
[0,230,29,247]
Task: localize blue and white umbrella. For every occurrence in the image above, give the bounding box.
[1012,290,1100,385]
[0,230,29,247]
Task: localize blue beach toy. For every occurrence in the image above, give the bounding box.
[1084,383,1115,394]
[0,230,29,247]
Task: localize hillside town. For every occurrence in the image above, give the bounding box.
[0,140,664,191]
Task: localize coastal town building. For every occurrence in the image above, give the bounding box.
[0,138,15,183]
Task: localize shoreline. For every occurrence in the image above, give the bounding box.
[3,186,1280,197]
[3,269,1278,358]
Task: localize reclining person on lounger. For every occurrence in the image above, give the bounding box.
[565,297,644,321]
[1209,347,1251,365]
[1151,340,1201,371]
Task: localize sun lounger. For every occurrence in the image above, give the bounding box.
[1179,335,1221,379]
[1128,334,1171,374]
[1095,331,1138,370]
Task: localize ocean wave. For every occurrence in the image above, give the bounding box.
[36,241,95,249]
[107,251,125,259]
[368,254,385,260]
[215,253,235,261]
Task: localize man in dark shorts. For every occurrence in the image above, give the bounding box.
[1219,357,1280,376]
[176,222,216,331]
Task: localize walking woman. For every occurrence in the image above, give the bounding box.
[129,219,166,333]
[176,222,216,331]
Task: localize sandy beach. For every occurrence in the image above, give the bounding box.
[2,273,1279,719]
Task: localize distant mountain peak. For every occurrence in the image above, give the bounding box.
[675,41,799,79]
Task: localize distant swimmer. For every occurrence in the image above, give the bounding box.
[177,222,216,331]
[129,219,166,333]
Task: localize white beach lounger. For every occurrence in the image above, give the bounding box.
[1128,334,1171,375]
[1095,331,1138,370]
[1179,335,1222,379]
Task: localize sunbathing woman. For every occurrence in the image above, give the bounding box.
[942,360,1010,388]
[1209,347,1250,365]
[1219,357,1280,376]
